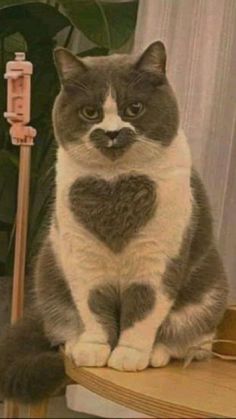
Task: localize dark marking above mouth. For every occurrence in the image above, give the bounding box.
[90,127,136,160]
[69,174,157,252]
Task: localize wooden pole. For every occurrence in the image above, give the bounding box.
[4,400,20,419]
[3,53,36,419]
[4,146,31,419]
[28,400,48,419]
[10,145,31,322]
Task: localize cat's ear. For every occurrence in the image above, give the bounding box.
[53,47,87,82]
[136,41,166,74]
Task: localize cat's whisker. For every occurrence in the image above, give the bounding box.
[84,143,95,151]
[70,142,95,153]
[136,138,153,147]
[136,137,161,153]
[136,136,157,147]
[68,146,93,161]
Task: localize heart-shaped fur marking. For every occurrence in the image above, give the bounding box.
[69,174,157,252]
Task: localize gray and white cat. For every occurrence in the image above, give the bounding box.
[0,41,228,403]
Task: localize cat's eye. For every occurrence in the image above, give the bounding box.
[124,102,144,118]
[80,106,99,121]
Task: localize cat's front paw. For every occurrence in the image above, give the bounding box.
[108,345,149,371]
[150,343,170,367]
[65,340,111,367]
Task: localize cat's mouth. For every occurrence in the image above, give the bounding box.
[90,128,136,160]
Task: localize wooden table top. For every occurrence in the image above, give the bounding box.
[65,357,236,418]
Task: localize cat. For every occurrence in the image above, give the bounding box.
[0,41,228,403]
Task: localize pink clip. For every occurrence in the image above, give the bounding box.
[3,52,36,146]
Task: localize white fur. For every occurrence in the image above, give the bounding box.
[50,128,193,369]
[65,340,111,367]
[108,295,173,371]
[108,346,150,371]
[79,90,135,153]
[150,343,171,367]
[150,333,214,367]
[92,90,134,134]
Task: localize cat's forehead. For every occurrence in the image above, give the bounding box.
[70,53,152,101]
[82,54,136,94]
[55,42,168,97]
[79,50,169,89]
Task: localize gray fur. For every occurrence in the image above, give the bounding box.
[157,285,226,350]
[0,315,65,404]
[158,247,227,349]
[113,69,179,147]
[34,239,83,345]
[88,285,120,348]
[163,170,227,301]
[136,41,166,74]
[173,246,226,308]
[121,283,156,331]
[69,174,157,252]
[157,170,228,348]
[53,61,108,146]
[53,44,179,152]
[0,277,11,338]
[88,283,156,346]
[90,127,136,160]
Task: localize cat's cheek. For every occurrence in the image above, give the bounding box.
[108,346,150,371]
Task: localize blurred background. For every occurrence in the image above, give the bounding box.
[0,0,235,333]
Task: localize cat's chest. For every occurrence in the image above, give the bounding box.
[68,173,158,253]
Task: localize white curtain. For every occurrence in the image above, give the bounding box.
[134,0,236,301]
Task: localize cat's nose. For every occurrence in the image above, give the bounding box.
[105,130,120,140]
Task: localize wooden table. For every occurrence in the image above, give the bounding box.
[65,357,236,418]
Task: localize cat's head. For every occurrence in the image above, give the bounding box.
[53,41,179,163]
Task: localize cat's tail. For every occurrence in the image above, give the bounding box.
[0,314,66,404]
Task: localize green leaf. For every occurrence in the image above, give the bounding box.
[0,149,19,167]
[0,150,18,225]
[28,128,56,246]
[0,1,67,274]
[0,3,70,42]
[30,60,59,120]
[3,31,27,52]
[78,46,109,57]
[58,0,138,50]
[21,3,70,41]
[0,149,19,168]
[0,0,40,9]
